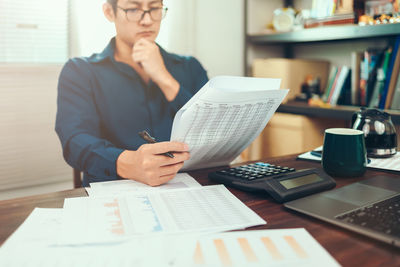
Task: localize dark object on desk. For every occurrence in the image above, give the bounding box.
[138,130,174,158]
[352,108,397,158]
[209,162,336,203]
[285,175,400,248]
[311,149,372,164]
[322,128,367,177]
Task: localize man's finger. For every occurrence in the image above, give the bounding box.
[157,173,177,185]
[159,161,184,176]
[158,152,190,166]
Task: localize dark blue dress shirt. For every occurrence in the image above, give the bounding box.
[56,38,208,186]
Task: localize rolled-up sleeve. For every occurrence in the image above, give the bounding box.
[55,58,123,181]
[169,56,208,112]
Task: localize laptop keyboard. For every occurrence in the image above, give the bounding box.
[336,194,400,237]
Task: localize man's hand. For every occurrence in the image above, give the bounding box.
[116,141,190,186]
[132,38,180,101]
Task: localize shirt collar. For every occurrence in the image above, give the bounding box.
[87,37,184,65]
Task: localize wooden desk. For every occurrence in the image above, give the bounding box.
[0,154,399,266]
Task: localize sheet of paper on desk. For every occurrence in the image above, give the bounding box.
[171,76,288,171]
[172,228,340,267]
[298,146,400,172]
[59,185,266,245]
[88,173,201,197]
[0,208,192,267]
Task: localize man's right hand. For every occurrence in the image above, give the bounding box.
[116,142,190,186]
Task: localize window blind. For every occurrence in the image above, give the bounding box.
[0,0,68,63]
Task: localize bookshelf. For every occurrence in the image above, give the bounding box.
[278,101,400,124]
[244,0,400,115]
[248,24,400,44]
[242,0,400,161]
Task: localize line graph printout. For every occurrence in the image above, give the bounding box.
[0,208,193,267]
[174,228,340,267]
[60,185,266,245]
[171,76,288,171]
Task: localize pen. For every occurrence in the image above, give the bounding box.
[138,130,175,158]
[310,150,322,157]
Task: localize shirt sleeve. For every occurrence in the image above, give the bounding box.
[55,58,124,181]
[169,56,208,112]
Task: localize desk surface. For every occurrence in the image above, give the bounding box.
[0,154,399,265]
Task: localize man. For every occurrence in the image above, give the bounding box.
[56,0,208,187]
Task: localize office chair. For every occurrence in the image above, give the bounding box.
[73,168,82,188]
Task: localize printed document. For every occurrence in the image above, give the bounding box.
[88,173,201,196]
[59,185,266,245]
[173,228,340,267]
[298,146,400,172]
[0,208,191,267]
[171,76,288,170]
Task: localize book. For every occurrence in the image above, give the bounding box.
[390,72,400,110]
[337,69,352,105]
[369,68,386,108]
[359,49,383,106]
[365,50,384,106]
[379,35,400,109]
[304,13,355,28]
[327,66,342,103]
[359,51,369,106]
[369,48,392,108]
[330,66,350,105]
[351,51,362,105]
[323,66,338,102]
[384,44,400,109]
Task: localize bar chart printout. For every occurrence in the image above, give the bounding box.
[183,228,339,267]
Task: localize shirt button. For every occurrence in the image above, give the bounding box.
[105,169,111,176]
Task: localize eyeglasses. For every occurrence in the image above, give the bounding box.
[117,6,168,22]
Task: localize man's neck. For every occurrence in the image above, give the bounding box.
[114,36,150,84]
[114,36,136,66]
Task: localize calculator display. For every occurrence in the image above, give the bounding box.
[280,174,323,190]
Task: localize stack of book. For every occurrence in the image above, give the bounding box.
[322,66,351,106]
[304,13,355,28]
[323,36,400,110]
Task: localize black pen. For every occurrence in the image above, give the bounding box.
[138,130,174,158]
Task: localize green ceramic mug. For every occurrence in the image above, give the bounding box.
[322,128,367,177]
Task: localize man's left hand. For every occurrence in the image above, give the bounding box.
[132,38,180,101]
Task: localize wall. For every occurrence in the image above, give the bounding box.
[0,0,244,200]
[69,0,244,77]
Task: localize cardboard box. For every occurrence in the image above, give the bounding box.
[252,58,330,103]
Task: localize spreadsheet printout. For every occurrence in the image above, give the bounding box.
[171,76,288,170]
[59,185,266,245]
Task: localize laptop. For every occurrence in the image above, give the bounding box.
[284,175,400,247]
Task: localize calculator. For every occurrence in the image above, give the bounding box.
[208,162,336,203]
